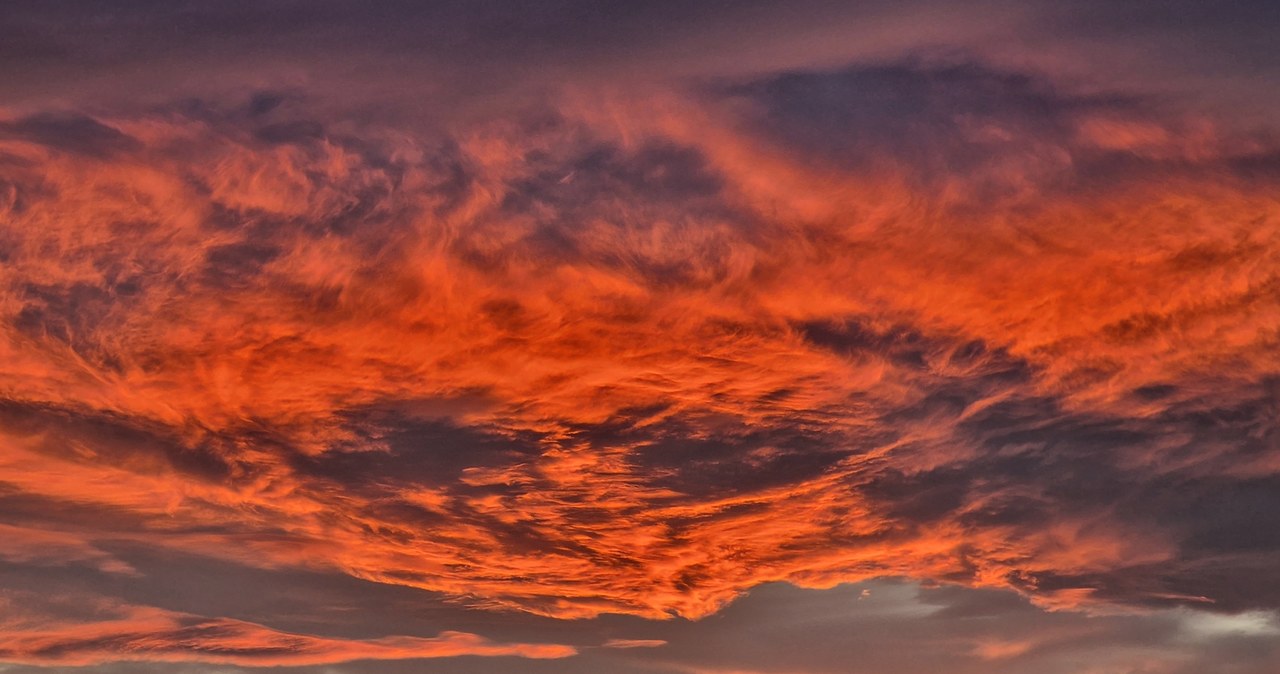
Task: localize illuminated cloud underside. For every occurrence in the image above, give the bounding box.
[0,3,1278,671]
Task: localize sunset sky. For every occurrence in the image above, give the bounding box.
[1,2,1278,673]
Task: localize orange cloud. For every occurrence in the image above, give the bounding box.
[603,638,669,649]
[0,61,1276,634]
[0,593,574,667]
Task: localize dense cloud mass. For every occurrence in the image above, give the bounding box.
[0,2,1277,673]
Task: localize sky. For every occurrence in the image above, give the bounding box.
[0,1,1278,672]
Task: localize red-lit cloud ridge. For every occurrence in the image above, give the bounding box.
[0,61,1276,648]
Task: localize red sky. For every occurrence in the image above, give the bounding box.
[0,2,1278,673]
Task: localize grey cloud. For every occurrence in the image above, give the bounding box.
[0,113,140,158]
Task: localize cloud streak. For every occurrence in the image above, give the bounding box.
[0,593,573,667]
